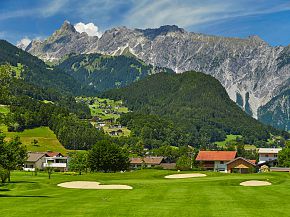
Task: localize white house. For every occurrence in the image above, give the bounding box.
[23,152,68,172]
[258,148,282,164]
[42,152,68,172]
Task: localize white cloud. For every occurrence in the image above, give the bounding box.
[74,22,102,37]
[0,0,69,21]
[16,37,32,50]
[122,0,290,29]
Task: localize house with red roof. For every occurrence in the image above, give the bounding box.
[195,151,237,172]
[195,151,257,173]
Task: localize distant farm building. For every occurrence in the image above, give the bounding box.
[195,151,237,172]
[258,148,282,166]
[226,157,256,173]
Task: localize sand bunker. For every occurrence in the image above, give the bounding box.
[58,181,133,189]
[165,173,206,179]
[240,180,272,186]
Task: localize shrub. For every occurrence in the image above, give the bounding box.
[176,156,192,171]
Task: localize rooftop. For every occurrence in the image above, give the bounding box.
[26,152,46,162]
[196,151,237,161]
[130,157,164,165]
[258,148,282,154]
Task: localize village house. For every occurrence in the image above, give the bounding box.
[43,152,68,172]
[195,151,256,173]
[226,157,256,173]
[109,129,123,136]
[130,157,164,168]
[195,151,237,172]
[23,152,68,172]
[23,152,46,171]
[130,156,176,170]
[258,148,282,165]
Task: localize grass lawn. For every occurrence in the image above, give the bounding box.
[0,170,289,217]
[0,105,10,114]
[215,134,241,147]
[0,125,67,154]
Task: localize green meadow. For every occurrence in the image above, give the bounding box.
[0,170,289,217]
[0,125,67,154]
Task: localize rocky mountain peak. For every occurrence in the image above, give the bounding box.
[136,25,185,39]
[25,23,290,129]
[55,20,77,35]
[248,35,267,45]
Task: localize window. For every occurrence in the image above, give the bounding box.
[274,154,278,157]
[220,161,224,164]
[265,154,269,157]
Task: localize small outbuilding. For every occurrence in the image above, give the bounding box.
[130,157,164,168]
[226,157,256,173]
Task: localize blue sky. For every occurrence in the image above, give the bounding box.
[0,0,290,46]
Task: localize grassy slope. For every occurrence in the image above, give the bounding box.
[215,134,257,150]
[0,170,289,217]
[214,134,240,147]
[0,125,67,154]
[0,105,10,114]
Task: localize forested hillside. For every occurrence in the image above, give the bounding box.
[0,40,93,95]
[57,53,174,92]
[103,71,288,147]
[0,64,105,150]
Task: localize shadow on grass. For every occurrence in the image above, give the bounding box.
[9,181,36,184]
[0,189,10,192]
[0,195,50,198]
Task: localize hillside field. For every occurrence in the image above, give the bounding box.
[0,170,289,217]
[0,125,67,154]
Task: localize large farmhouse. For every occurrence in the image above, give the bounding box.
[195,151,237,172]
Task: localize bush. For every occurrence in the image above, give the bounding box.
[176,156,192,171]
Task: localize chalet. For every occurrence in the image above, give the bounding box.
[195,151,237,172]
[23,152,46,171]
[43,152,68,172]
[23,152,68,172]
[109,129,123,136]
[258,148,282,165]
[226,157,256,173]
[130,157,164,168]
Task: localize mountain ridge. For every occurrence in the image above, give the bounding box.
[22,21,290,129]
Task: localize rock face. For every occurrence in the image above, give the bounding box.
[26,21,98,61]
[24,21,290,129]
[258,89,290,131]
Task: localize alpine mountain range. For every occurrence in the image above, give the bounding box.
[19,21,290,131]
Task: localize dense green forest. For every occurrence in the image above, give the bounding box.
[0,40,93,95]
[103,71,289,147]
[57,53,174,92]
[0,64,106,150]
